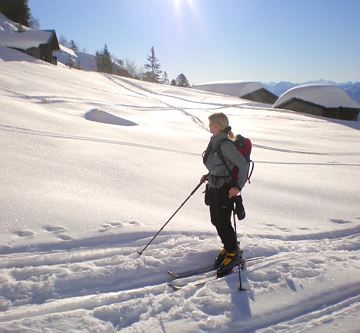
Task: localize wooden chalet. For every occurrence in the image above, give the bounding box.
[0,29,60,64]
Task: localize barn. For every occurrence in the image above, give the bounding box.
[192,81,278,104]
[0,29,60,64]
[273,84,360,121]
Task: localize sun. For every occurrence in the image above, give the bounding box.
[173,0,194,11]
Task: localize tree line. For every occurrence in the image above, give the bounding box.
[95,44,190,87]
[64,39,190,87]
[0,0,39,29]
[0,0,190,87]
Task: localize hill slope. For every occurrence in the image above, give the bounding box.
[0,48,360,332]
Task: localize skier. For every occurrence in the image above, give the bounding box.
[202,112,249,277]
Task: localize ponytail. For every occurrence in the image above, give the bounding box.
[223,125,235,141]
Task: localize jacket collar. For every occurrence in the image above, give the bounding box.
[210,132,227,148]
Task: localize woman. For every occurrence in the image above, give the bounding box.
[202,112,249,277]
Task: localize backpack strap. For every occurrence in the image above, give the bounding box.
[216,138,233,176]
[247,160,255,184]
[202,142,212,165]
[218,138,254,185]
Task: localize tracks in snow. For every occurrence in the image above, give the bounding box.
[0,229,359,331]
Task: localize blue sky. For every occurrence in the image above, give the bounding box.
[29,0,360,84]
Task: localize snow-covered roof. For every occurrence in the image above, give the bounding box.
[273,84,360,109]
[192,81,265,98]
[54,49,97,71]
[0,45,39,62]
[57,44,77,57]
[0,30,57,50]
[0,12,29,32]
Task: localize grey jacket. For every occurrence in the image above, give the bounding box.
[204,132,249,189]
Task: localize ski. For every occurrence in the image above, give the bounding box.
[168,265,242,290]
[168,274,217,290]
[167,255,265,280]
[167,264,215,279]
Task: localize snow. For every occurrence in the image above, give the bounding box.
[0,45,41,62]
[0,46,360,332]
[55,48,97,71]
[57,44,77,57]
[273,84,360,109]
[75,51,97,71]
[0,12,29,32]
[0,30,56,50]
[192,81,265,98]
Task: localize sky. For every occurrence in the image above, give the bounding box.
[28,0,360,85]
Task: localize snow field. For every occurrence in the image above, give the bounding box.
[0,48,360,331]
[0,230,359,332]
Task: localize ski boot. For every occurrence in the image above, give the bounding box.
[217,252,238,278]
[214,248,227,269]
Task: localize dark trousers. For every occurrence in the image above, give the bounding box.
[208,184,237,253]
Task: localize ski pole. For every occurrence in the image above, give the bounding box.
[137,179,205,256]
[233,208,245,291]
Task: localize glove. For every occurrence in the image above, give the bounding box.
[235,195,246,220]
[200,174,209,183]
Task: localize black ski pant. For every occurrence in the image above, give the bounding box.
[208,184,237,253]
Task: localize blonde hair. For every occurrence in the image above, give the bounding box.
[208,112,235,141]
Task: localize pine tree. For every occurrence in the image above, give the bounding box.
[170,79,177,86]
[0,0,31,26]
[102,44,113,73]
[29,14,40,29]
[176,73,190,87]
[59,35,69,47]
[95,44,113,74]
[69,40,79,52]
[144,46,162,83]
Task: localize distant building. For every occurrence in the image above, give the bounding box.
[55,48,98,71]
[192,81,278,104]
[53,43,78,68]
[273,84,360,121]
[0,29,60,64]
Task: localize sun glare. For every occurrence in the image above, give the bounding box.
[174,0,194,12]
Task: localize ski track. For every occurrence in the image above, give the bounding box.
[105,74,209,131]
[256,294,360,333]
[0,123,200,157]
[0,226,359,331]
[3,72,359,165]
[3,123,359,167]
[1,69,360,331]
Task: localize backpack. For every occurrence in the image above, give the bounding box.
[216,134,254,185]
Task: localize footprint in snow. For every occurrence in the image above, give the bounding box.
[330,219,351,224]
[123,220,140,226]
[98,223,115,233]
[57,234,74,241]
[43,225,68,233]
[42,225,73,240]
[13,230,34,238]
[97,220,140,232]
[264,224,291,232]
